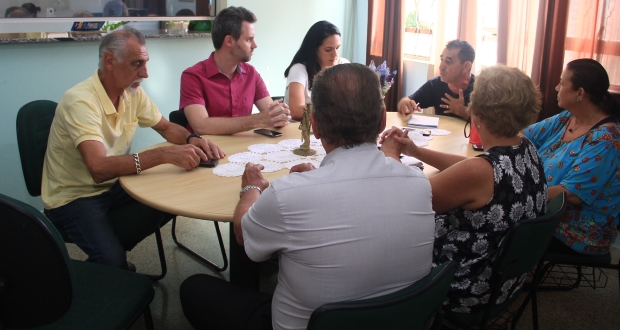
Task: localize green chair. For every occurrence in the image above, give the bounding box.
[537,227,619,292]
[0,193,155,330]
[16,100,168,281]
[168,109,228,271]
[306,260,458,330]
[444,192,567,330]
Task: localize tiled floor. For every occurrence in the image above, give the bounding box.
[67,218,619,330]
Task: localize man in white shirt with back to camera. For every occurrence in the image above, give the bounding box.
[180,63,436,330]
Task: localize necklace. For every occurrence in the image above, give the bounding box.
[568,115,595,133]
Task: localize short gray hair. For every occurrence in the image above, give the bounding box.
[98,27,146,71]
[311,63,384,148]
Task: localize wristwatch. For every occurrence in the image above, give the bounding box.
[186,133,202,144]
[239,185,262,198]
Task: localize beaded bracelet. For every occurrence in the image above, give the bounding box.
[133,153,142,175]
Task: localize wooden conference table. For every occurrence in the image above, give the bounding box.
[120,112,479,289]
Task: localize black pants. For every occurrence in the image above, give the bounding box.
[180,274,273,330]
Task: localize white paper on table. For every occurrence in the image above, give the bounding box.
[401,155,424,168]
[407,115,439,128]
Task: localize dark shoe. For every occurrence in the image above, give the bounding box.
[126,261,137,272]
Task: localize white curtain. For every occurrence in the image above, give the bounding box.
[497,0,544,81]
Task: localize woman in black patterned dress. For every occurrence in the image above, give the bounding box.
[381,65,548,313]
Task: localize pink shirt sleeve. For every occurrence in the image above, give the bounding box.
[179,69,206,110]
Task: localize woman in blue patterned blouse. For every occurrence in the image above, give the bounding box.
[524,58,620,256]
[381,65,548,313]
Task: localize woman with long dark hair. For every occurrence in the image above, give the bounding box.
[524,58,620,255]
[284,21,349,120]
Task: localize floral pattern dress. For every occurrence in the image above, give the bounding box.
[524,110,620,255]
[433,138,548,313]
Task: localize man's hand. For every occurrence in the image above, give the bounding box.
[189,136,226,159]
[380,127,406,160]
[289,163,316,173]
[261,99,291,128]
[241,162,270,191]
[160,144,208,170]
[397,97,421,115]
[441,89,468,119]
[380,127,419,158]
[234,162,270,246]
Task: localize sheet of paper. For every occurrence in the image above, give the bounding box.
[407,115,439,128]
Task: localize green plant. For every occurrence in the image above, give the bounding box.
[405,11,419,28]
[101,21,126,32]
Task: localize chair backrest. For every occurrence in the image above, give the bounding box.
[0,193,74,328]
[306,260,458,330]
[169,109,189,128]
[16,100,58,197]
[479,192,567,325]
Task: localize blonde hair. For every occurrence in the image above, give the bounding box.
[468,65,541,137]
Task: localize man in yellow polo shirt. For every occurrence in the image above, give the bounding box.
[42,27,225,270]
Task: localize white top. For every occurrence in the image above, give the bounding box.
[284,58,350,105]
[242,143,436,330]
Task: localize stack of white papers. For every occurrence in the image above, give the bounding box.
[408,115,439,128]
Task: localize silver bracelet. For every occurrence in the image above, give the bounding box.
[133,153,142,175]
[239,185,262,198]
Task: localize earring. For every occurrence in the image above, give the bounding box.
[476,125,481,129]
[576,98,581,103]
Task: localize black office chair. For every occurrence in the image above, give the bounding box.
[271,96,284,101]
[306,260,458,330]
[0,193,155,330]
[16,100,168,281]
[168,109,228,271]
[443,192,567,330]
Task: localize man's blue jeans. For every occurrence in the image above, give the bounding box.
[44,181,165,269]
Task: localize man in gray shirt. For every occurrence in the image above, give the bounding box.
[180,63,435,330]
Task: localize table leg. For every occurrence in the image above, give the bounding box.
[228,222,260,290]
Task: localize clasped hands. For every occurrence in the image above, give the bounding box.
[264,98,292,128]
[379,127,419,160]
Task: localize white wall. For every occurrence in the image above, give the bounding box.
[0,0,354,210]
[226,0,349,97]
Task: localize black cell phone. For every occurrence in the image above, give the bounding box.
[472,143,484,151]
[254,129,283,137]
[423,130,431,136]
[198,158,219,168]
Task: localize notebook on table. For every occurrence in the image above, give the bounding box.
[407,115,439,128]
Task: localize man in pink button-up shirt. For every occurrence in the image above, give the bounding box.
[179,6,291,135]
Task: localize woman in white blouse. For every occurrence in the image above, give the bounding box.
[284,21,349,120]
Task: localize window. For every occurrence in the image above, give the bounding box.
[402,0,499,71]
[476,0,499,69]
[403,0,436,60]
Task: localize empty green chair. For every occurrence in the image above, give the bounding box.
[0,193,155,330]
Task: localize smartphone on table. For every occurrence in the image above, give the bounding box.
[472,143,484,151]
[198,158,219,168]
[254,129,283,138]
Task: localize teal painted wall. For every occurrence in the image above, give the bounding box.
[0,0,352,209]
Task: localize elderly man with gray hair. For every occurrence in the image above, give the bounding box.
[42,27,224,270]
[180,63,435,330]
